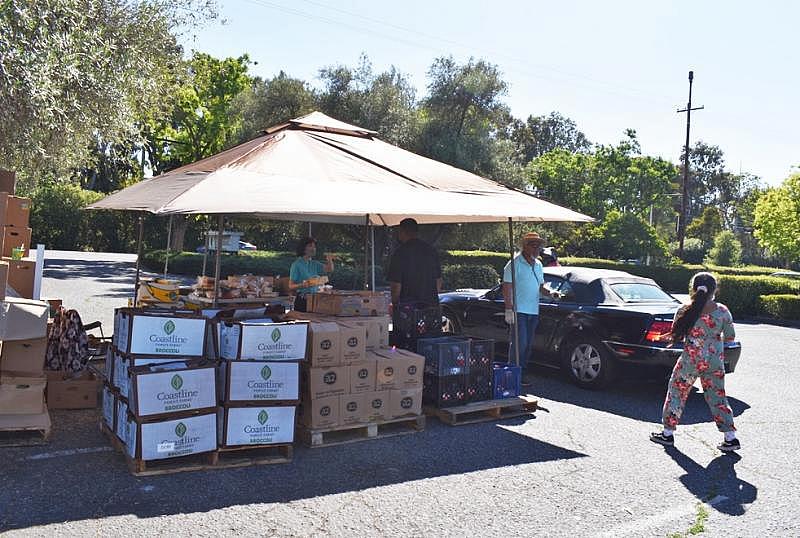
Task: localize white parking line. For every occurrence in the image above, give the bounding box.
[25,446,114,460]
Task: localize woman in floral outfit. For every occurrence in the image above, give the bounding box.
[650,272,740,452]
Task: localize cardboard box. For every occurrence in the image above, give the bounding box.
[309,291,390,317]
[0,260,7,301]
[348,316,390,350]
[335,321,366,364]
[0,337,46,375]
[0,195,31,228]
[115,398,129,442]
[0,406,51,434]
[219,360,299,403]
[348,360,376,394]
[301,394,339,429]
[304,365,349,400]
[339,392,367,425]
[362,391,390,422]
[0,169,16,195]
[1,226,31,258]
[217,405,296,447]
[46,371,99,409]
[114,309,209,358]
[125,411,217,461]
[101,385,117,433]
[127,362,217,419]
[3,258,34,299]
[112,350,200,397]
[0,298,48,341]
[219,319,308,361]
[306,322,341,367]
[374,348,424,390]
[388,389,423,419]
[0,375,45,414]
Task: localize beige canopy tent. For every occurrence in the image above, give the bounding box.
[89,111,593,365]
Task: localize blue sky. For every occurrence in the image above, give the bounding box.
[184,0,798,186]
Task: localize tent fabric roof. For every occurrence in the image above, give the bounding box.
[88,112,593,226]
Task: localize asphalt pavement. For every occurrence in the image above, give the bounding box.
[1,251,797,537]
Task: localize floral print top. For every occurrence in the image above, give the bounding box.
[678,303,736,366]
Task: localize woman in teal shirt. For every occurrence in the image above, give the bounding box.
[289,237,334,311]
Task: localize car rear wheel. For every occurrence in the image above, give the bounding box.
[562,337,617,390]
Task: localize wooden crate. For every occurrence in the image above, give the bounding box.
[424,395,538,426]
[299,415,425,448]
[0,411,51,447]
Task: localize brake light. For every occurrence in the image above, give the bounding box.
[645,320,672,342]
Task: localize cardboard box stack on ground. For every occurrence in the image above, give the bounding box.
[307,290,390,317]
[0,175,34,283]
[0,297,50,431]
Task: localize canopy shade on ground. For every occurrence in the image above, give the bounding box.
[88,112,593,226]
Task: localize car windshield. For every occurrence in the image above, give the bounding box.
[610,283,676,303]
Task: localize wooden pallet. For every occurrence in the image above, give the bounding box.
[424,395,538,426]
[212,444,293,468]
[0,412,52,447]
[299,415,426,448]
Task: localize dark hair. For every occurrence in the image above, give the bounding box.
[670,272,718,342]
[398,218,418,235]
[296,237,316,257]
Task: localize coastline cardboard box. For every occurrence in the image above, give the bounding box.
[0,337,47,375]
[388,389,423,419]
[113,351,199,398]
[339,392,367,425]
[348,317,390,350]
[113,308,209,358]
[0,195,31,228]
[1,226,31,258]
[0,374,46,414]
[115,399,129,441]
[306,322,341,367]
[301,394,339,429]
[218,360,300,403]
[217,405,296,447]
[102,385,117,433]
[3,258,34,299]
[127,362,217,419]
[0,298,48,341]
[46,370,99,409]
[348,359,376,394]
[0,169,16,195]
[335,321,366,364]
[125,411,217,461]
[219,319,308,361]
[304,365,349,400]
[374,348,424,390]
[362,391,390,422]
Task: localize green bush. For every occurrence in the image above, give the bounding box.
[758,294,800,320]
[442,264,500,290]
[716,276,800,317]
[671,238,706,264]
[705,231,743,267]
[442,250,509,274]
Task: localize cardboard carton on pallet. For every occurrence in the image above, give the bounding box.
[217,405,296,448]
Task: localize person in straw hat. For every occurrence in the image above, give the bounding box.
[502,232,559,386]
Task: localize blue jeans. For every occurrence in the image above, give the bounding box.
[509,313,539,369]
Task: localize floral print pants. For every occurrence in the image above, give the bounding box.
[662,355,736,433]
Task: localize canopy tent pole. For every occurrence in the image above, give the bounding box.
[363,214,370,290]
[213,214,224,307]
[133,214,144,305]
[370,225,376,291]
[508,217,520,367]
[201,219,210,277]
[163,215,173,278]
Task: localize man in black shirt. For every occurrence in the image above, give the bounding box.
[387,218,442,306]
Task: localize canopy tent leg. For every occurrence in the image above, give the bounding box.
[213,214,224,307]
[508,217,520,367]
[363,214,370,290]
[370,225,376,291]
[133,214,144,305]
[163,215,173,278]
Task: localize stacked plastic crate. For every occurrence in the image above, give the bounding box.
[417,336,495,408]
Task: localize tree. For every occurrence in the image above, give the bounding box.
[579,210,670,261]
[754,174,800,266]
[705,230,743,267]
[0,0,215,184]
[686,207,723,248]
[509,112,591,162]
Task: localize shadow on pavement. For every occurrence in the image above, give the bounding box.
[44,258,138,281]
[664,448,757,516]
[0,409,586,531]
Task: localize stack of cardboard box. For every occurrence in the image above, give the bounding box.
[0,170,35,299]
[307,290,390,317]
[0,296,51,432]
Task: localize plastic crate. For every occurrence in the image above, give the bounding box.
[393,303,442,341]
[417,336,470,376]
[468,339,494,375]
[465,370,493,404]
[492,362,522,399]
[423,373,467,408]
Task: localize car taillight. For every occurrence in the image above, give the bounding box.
[645,320,672,343]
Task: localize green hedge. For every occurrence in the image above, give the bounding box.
[758,294,800,320]
[442,264,500,290]
[716,276,800,316]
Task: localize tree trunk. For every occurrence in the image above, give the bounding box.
[169,217,188,252]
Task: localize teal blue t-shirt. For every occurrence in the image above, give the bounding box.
[502,254,544,315]
[290,257,325,294]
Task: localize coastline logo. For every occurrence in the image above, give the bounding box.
[163,320,176,335]
[175,422,187,437]
[171,374,183,390]
[271,328,281,343]
[258,410,269,425]
[260,365,272,380]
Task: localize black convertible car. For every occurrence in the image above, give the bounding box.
[439,267,742,389]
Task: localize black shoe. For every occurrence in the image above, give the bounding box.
[650,432,674,446]
[718,438,741,452]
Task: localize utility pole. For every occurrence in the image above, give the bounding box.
[677,70,704,259]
